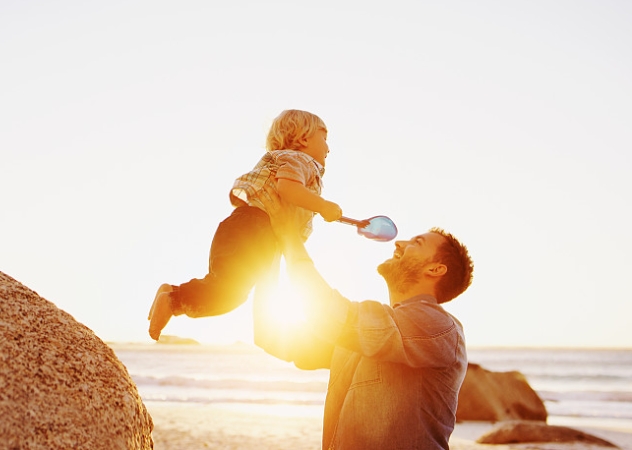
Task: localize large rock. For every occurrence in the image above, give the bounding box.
[476,420,618,447]
[0,272,153,449]
[457,362,548,422]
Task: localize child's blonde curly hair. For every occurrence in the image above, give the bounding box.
[266,110,327,151]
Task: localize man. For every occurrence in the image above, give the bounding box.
[254,187,474,450]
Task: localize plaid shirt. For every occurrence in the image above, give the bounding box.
[230,150,325,240]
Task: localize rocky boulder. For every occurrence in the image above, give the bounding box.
[0,272,153,449]
[476,420,618,447]
[457,362,548,422]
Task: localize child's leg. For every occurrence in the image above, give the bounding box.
[169,206,278,318]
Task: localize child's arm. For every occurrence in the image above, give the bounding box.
[276,178,342,222]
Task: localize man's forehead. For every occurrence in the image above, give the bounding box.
[410,232,444,244]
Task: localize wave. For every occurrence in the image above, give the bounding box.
[539,390,632,403]
[141,394,325,406]
[544,399,632,420]
[132,374,328,393]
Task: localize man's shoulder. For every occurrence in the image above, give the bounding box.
[396,299,461,332]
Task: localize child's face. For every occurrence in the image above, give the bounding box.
[300,127,329,166]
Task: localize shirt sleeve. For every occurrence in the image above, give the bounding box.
[311,293,462,369]
[255,321,335,370]
[274,152,313,185]
[278,289,348,370]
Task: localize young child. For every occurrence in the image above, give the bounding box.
[148,109,342,340]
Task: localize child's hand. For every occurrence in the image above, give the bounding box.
[320,201,343,222]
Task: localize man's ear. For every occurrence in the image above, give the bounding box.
[426,263,447,278]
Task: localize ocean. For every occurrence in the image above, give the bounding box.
[111,343,632,431]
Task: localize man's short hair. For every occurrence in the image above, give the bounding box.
[430,227,474,303]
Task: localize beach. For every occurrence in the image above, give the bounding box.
[148,401,321,449]
[146,401,632,450]
[110,343,632,450]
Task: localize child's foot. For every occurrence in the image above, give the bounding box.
[148,284,174,341]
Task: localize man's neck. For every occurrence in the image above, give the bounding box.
[388,287,435,306]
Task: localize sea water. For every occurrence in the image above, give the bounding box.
[466,347,632,430]
[112,343,328,408]
[111,343,632,430]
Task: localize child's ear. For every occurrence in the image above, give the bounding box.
[297,134,309,149]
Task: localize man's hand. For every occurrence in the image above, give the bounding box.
[255,184,303,244]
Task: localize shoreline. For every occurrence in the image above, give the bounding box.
[146,401,632,450]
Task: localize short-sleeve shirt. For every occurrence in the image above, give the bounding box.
[230,150,325,240]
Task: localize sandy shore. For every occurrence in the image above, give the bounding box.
[146,401,632,450]
[148,402,322,450]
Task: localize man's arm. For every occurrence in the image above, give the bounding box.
[263,182,334,297]
[251,184,347,367]
[252,260,334,369]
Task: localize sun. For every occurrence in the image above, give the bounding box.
[262,261,308,328]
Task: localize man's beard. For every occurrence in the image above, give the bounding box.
[377,255,429,295]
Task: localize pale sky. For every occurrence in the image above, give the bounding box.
[2,0,631,348]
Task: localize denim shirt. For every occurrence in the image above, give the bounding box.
[295,292,467,450]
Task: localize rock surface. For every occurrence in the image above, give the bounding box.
[476,420,618,447]
[457,362,548,422]
[0,271,153,449]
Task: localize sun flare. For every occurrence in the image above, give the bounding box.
[261,259,308,328]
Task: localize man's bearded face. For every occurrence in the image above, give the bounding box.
[377,254,431,295]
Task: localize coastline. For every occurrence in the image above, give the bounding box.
[107,343,632,449]
[146,401,632,450]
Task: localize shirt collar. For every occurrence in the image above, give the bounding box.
[393,294,438,309]
[312,158,325,177]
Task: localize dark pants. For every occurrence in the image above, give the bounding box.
[170,206,278,318]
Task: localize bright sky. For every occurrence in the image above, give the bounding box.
[2,1,631,348]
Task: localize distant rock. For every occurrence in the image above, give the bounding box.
[476,420,618,447]
[457,362,548,422]
[0,272,153,449]
[157,334,200,345]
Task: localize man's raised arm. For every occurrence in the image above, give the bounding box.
[252,185,338,369]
